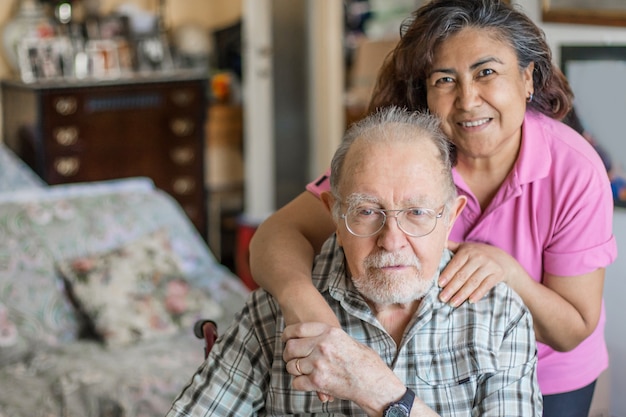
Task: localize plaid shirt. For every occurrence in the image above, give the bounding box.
[167,235,541,416]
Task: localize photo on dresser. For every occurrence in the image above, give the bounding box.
[135,34,174,73]
[84,39,122,79]
[17,37,74,83]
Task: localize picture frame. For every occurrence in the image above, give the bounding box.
[135,35,174,73]
[17,37,73,83]
[560,45,626,207]
[542,0,626,27]
[85,39,121,79]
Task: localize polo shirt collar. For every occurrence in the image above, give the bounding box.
[516,111,552,185]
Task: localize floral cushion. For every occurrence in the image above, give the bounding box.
[57,229,223,347]
[0,179,242,347]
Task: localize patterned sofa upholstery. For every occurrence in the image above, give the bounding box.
[0,143,248,417]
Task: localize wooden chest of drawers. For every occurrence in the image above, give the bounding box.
[1,75,208,237]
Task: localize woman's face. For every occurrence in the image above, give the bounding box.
[426,27,534,162]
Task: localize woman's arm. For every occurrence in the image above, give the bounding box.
[517,269,604,352]
[249,191,340,327]
[439,241,604,352]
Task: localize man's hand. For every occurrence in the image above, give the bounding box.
[282,322,406,415]
[278,289,340,403]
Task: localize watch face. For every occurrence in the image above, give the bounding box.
[385,404,409,417]
[384,388,414,417]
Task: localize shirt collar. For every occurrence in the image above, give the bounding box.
[516,111,552,184]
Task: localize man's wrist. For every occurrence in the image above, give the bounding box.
[383,387,415,417]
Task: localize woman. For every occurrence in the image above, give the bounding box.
[249,0,617,415]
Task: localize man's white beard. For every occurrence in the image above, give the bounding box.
[352,251,436,305]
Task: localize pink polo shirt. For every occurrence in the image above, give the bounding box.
[306,111,618,395]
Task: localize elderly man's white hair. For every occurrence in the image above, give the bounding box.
[329,106,457,220]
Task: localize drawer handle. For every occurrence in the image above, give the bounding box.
[54,157,80,177]
[171,89,195,107]
[172,177,196,195]
[54,127,79,146]
[170,146,195,165]
[170,118,195,137]
[54,97,78,115]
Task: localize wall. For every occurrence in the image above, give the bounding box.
[0,1,17,78]
[605,210,626,417]
[271,0,309,208]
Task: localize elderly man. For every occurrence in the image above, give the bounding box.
[166,107,541,416]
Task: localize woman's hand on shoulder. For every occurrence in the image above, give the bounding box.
[438,241,525,306]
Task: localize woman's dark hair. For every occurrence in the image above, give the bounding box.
[368,0,573,120]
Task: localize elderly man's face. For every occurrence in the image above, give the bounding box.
[325,135,459,306]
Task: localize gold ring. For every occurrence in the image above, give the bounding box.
[295,358,303,375]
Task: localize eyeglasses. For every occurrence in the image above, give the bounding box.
[340,206,444,238]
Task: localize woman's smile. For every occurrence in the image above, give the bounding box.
[459,117,491,128]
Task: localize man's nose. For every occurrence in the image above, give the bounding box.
[377,215,408,251]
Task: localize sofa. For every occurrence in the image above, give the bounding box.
[0,143,249,417]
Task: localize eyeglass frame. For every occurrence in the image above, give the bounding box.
[340,206,445,238]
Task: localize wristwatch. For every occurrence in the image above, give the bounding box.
[383,387,415,417]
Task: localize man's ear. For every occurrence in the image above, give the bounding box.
[445,195,467,236]
[321,191,344,246]
[320,191,334,213]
